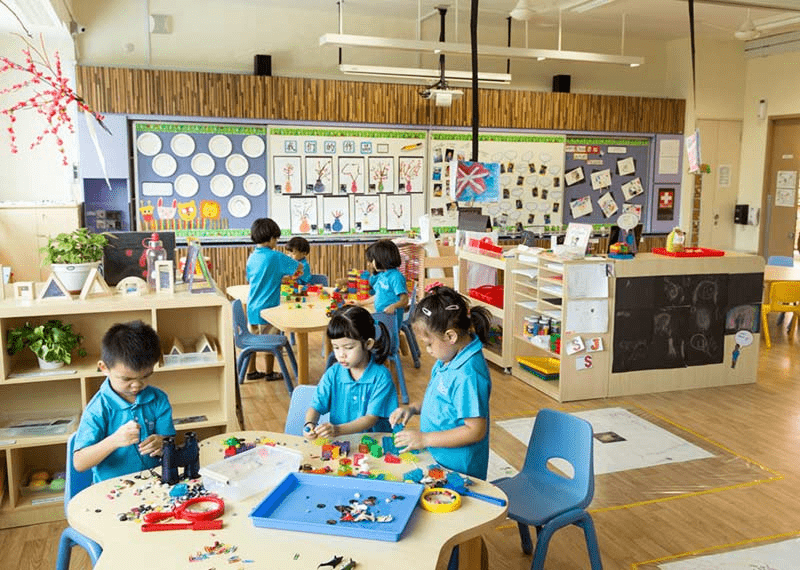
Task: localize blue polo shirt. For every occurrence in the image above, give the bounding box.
[310,357,397,432]
[246,246,300,325]
[420,335,491,479]
[74,380,175,483]
[297,258,312,285]
[369,268,408,331]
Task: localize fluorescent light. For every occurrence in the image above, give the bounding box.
[571,0,614,14]
[753,13,800,31]
[320,33,645,67]
[338,64,512,85]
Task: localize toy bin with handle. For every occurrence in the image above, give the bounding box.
[469,285,504,308]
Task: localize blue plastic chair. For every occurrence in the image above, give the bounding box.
[284,384,330,435]
[767,256,794,267]
[492,409,603,570]
[232,299,297,394]
[57,433,103,570]
[400,283,421,369]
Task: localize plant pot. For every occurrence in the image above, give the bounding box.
[37,356,64,370]
[50,261,100,294]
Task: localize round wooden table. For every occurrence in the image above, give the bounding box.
[67,431,507,570]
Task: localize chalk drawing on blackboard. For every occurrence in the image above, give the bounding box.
[725,304,760,334]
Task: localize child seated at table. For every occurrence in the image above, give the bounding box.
[390,286,492,479]
[73,321,175,483]
[286,236,312,285]
[304,305,397,439]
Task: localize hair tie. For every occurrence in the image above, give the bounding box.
[425,281,444,293]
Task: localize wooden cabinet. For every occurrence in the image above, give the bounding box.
[0,289,235,528]
[511,252,611,402]
[458,250,515,371]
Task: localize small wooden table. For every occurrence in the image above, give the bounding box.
[261,301,331,384]
[764,264,800,284]
[67,431,507,570]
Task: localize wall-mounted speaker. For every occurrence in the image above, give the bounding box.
[254,54,272,77]
[552,74,571,93]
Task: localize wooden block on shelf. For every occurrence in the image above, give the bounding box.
[79,268,112,300]
[37,273,72,301]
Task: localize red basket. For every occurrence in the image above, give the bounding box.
[469,285,504,308]
[651,247,725,258]
[468,237,503,258]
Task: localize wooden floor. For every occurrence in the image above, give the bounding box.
[5,315,800,570]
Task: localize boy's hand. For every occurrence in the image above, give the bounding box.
[314,422,338,439]
[389,405,415,427]
[139,434,164,457]
[394,428,426,451]
[112,420,140,448]
[303,423,318,440]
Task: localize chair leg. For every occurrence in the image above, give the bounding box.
[517,522,533,555]
[271,350,295,395]
[56,531,74,570]
[530,522,557,570]
[236,351,254,385]
[447,545,459,570]
[762,309,771,349]
[576,514,603,570]
[284,343,299,378]
[392,354,409,404]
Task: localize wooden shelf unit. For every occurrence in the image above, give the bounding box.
[0,289,235,528]
[511,253,611,402]
[458,250,515,372]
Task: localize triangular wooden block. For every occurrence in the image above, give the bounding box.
[194,334,216,354]
[79,267,112,300]
[38,273,73,301]
[168,338,186,355]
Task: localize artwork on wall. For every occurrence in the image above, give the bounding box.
[290,197,318,234]
[273,156,301,194]
[353,195,380,232]
[369,157,395,193]
[454,161,501,203]
[323,196,350,233]
[338,157,366,194]
[305,156,333,195]
[397,157,424,194]
[386,194,411,231]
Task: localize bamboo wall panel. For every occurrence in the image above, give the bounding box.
[77,67,685,134]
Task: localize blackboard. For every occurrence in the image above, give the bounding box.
[102,232,176,286]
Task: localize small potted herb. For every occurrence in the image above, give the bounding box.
[6,320,86,369]
[40,228,109,293]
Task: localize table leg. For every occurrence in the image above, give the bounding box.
[459,537,488,570]
[296,331,309,384]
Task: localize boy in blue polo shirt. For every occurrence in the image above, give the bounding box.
[73,321,175,483]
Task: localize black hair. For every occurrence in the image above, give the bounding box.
[365,239,402,271]
[250,217,282,244]
[286,236,310,254]
[326,305,390,365]
[411,285,491,344]
[101,320,161,371]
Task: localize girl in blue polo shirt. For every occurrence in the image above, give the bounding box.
[304,305,397,439]
[390,286,492,479]
[357,239,409,332]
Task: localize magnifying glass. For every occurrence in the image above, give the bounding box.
[141,496,225,532]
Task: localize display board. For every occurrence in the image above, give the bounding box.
[562,136,652,227]
[268,126,426,237]
[133,121,268,240]
[428,132,566,234]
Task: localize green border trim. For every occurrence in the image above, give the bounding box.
[432,133,566,143]
[566,137,649,146]
[270,128,425,139]
[135,123,266,135]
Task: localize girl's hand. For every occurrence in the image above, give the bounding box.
[394,428,426,451]
[389,405,415,427]
[139,434,164,457]
[314,422,338,439]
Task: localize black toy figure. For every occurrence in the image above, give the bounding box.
[160,431,200,485]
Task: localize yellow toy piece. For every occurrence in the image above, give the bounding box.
[420,488,462,513]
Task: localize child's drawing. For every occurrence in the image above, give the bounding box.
[305,156,333,194]
[323,196,349,233]
[398,156,424,194]
[369,157,394,193]
[290,197,318,234]
[354,195,380,232]
[339,157,365,194]
[386,194,411,231]
[273,156,301,194]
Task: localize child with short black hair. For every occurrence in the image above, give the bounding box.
[73,321,175,483]
[246,217,301,380]
[390,286,492,479]
[305,305,397,439]
[357,239,408,332]
[286,236,312,285]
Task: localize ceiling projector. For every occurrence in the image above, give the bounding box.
[420,88,463,107]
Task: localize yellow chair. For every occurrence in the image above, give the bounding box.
[761,281,800,348]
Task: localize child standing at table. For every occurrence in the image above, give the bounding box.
[286,236,312,285]
[305,305,397,439]
[73,321,175,483]
[356,239,408,332]
[390,286,492,479]
[246,217,301,380]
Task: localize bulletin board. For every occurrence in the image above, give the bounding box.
[133,121,268,241]
[428,132,566,234]
[562,136,652,227]
[268,126,427,237]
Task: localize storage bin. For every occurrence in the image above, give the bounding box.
[199,445,302,502]
[469,285,504,308]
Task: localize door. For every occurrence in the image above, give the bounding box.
[697,120,742,250]
[763,118,800,259]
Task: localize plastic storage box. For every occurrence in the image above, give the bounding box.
[199,445,302,502]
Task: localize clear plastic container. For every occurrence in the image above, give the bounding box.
[199,445,302,502]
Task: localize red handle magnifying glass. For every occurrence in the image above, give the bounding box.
[141,496,225,532]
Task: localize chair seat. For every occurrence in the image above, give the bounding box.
[236,333,290,350]
[494,474,588,526]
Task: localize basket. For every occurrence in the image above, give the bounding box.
[469,285,504,308]
[467,237,503,258]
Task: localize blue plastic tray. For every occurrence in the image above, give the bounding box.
[249,472,424,541]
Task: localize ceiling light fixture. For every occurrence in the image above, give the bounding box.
[561,0,615,13]
[338,64,512,84]
[753,13,800,30]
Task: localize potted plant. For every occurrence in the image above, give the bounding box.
[6,320,86,370]
[41,228,109,293]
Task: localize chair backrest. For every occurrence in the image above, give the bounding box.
[65,432,93,517]
[420,248,459,298]
[231,299,250,348]
[284,384,329,435]
[767,281,800,312]
[403,283,418,324]
[372,310,400,355]
[522,409,594,509]
[767,256,794,267]
[308,274,329,287]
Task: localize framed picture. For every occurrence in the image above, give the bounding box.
[398,156,424,194]
[369,157,394,193]
[273,156,302,194]
[338,157,365,194]
[353,195,380,232]
[305,156,333,195]
[323,196,350,233]
[386,194,411,231]
[155,259,175,293]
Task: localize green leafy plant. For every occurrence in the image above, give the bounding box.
[6,320,86,364]
[40,227,109,265]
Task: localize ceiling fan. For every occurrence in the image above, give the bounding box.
[509,0,615,21]
[734,9,761,40]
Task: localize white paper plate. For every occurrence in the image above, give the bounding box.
[210,174,234,197]
[227,195,251,218]
[208,134,233,158]
[174,174,199,197]
[242,135,265,158]
[136,132,162,156]
[170,133,195,157]
[243,173,266,196]
[152,153,177,177]
[191,153,215,176]
[225,154,249,177]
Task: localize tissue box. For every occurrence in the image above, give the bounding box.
[199,445,302,502]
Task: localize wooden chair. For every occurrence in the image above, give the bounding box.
[761,281,800,348]
[419,245,458,299]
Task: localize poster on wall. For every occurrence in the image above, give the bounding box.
[454,161,501,203]
[269,127,426,237]
[290,197,318,234]
[386,195,411,231]
[273,156,301,194]
[133,121,268,241]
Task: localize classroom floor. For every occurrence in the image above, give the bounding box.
[4,314,800,570]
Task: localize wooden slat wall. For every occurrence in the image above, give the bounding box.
[77,67,685,134]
